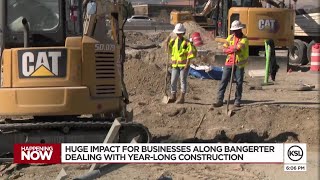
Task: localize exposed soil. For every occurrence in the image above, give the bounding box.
[1,22,319,180]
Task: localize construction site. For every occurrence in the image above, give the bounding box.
[0,0,319,179]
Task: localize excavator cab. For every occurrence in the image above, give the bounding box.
[1,0,83,49]
[0,0,150,154]
[214,0,294,55]
[215,0,262,38]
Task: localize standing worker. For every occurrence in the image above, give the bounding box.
[212,20,249,108]
[167,23,196,104]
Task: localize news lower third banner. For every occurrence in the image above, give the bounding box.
[13,143,307,171]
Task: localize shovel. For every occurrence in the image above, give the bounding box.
[162,42,171,104]
[226,53,236,117]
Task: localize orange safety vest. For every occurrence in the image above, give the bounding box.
[223,34,249,68]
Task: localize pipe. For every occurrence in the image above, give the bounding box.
[264,40,270,84]
[21,18,30,48]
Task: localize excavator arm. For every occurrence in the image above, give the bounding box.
[262,0,282,8]
[199,0,218,16]
[0,0,151,156]
[82,0,130,105]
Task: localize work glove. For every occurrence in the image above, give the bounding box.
[223,46,238,54]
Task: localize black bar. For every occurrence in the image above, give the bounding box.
[0,0,5,59]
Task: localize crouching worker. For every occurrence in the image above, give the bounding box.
[212,20,249,108]
[167,23,196,104]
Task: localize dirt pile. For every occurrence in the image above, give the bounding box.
[123,30,319,152]
[124,59,166,97]
[165,21,223,54]
[135,102,319,148]
[125,31,170,46]
[183,21,212,43]
[124,22,222,66]
[125,31,171,64]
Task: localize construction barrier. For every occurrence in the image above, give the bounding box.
[191,32,203,47]
[310,43,320,72]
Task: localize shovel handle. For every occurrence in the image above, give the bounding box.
[164,40,171,95]
[226,50,236,112]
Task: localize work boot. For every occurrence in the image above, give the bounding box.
[168,93,176,103]
[175,93,185,104]
[212,101,223,107]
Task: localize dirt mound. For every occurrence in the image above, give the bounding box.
[125,22,222,66]
[135,103,319,148]
[124,59,166,97]
[125,31,171,64]
[183,21,211,42]
[163,21,222,54]
[125,31,170,46]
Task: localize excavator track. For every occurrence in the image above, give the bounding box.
[0,118,151,154]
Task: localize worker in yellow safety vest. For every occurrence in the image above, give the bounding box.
[167,23,196,104]
[212,20,249,108]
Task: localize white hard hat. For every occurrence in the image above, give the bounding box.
[173,23,186,34]
[230,20,244,31]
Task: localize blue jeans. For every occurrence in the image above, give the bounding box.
[217,66,244,104]
[171,67,188,94]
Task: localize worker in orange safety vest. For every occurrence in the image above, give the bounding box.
[167,23,196,104]
[212,20,249,108]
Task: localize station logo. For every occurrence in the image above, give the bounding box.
[14,144,61,164]
[288,145,303,161]
[18,49,67,78]
[284,144,306,164]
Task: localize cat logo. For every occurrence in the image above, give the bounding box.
[18,49,67,78]
[258,19,279,33]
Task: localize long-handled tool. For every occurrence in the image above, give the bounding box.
[226,52,236,116]
[193,110,209,139]
[162,41,171,104]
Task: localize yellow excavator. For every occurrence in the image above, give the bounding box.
[0,0,151,154]
[170,0,217,30]
[170,0,295,55]
[214,0,295,55]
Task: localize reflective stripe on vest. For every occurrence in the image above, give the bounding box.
[225,34,249,68]
[170,37,191,67]
[172,59,187,65]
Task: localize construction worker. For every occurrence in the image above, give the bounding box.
[212,20,249,108]
[167,23,196,104]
